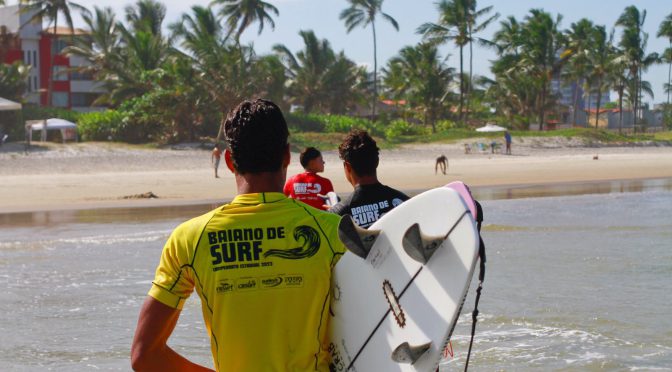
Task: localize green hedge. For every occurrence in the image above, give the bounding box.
[77,110,127,141]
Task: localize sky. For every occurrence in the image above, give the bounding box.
[42,0,672,105]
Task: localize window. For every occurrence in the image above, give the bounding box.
[53,65,69,81]
[70,70,94,81]
[51,39,69,55]
[52,92,69,107]
[26,51,31,65]
[33,76,38,91]
[33,51,37,67]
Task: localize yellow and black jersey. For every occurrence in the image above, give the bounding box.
[149,192,346,371]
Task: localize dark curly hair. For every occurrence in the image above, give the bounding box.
[338,129,379,177]
[299,147,321,168]
[223,99,289,174]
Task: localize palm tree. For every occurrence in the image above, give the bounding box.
[519,9,565,130]
[274,30,363,114]
[657,13,672,105]
[418,0,468,124]
[463,0,498,124]
[21,0,86,107]
[211,0,279,43]
[616,5,647,128]
[62,6,121,81]
[383,43,454,131]
[171,5,255,114]
[340,0,398,119]
[124,0,166,36]
[587,26,616,128]
[563,19,595,125]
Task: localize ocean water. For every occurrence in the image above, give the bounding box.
[1,186,671,371]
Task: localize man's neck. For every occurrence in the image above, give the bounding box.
[235,171,285,194]
[351,174,378,187]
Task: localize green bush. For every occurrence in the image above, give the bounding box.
[286,113,325,132]
[384,119,426,141]
[435,119,457,132]
[77,110,126,141]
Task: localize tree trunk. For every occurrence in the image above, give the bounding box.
[458,44,464,124]
[538,82,546,131]
[618,85,624,134]
[466,25,473,126]
[572,79,580,125]
[633,66,639,132]
[586,89,592,126]
[371,21,378,120]
[594,80,602,129]
[668,41,671,106]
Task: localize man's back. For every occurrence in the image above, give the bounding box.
[284,172,334,210]
[330,183,409,228]
[150,192,345,371]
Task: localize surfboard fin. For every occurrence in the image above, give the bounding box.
[338,215,380,259]
[391,341,432,364]
[402,223,444,264]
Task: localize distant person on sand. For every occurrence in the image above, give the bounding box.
[505,131,512,155]
[131,99,346,371]
[435,154,448,175]
[330,129,409,228]
[284,146,335,210]
[211,143,222,178]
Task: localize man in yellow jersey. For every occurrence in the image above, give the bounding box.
[131,99,346,371]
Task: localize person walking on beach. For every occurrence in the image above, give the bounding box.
[211,143,222,178]
[329,129,409,228]
[284,147,335,210]
[505,131,512,155]
[131,99,346,371]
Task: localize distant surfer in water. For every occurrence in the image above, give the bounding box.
[329,129,409,228]
[131,99,347,371]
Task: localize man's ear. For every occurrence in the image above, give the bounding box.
[224,149,235,173]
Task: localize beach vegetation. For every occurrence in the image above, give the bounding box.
[4,1,671,147]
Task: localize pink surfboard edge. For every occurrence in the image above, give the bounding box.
[445,181,477,218]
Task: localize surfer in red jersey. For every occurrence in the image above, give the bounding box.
[284,147,335,210]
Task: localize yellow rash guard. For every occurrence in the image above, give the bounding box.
[148,192,345,371]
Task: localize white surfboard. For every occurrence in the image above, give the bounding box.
[329,187,480,371]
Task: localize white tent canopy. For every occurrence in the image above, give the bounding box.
[476,123,507,132]
[26,118,78,143]
[0,97,22,111]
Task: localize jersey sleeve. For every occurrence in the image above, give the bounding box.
[148,222,198,310]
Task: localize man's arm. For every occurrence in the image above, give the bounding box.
[131,296,213,371]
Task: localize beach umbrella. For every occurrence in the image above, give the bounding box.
[476,123,507,132]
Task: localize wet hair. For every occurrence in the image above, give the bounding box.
[300,147,321,168]
[338,129,379,177]
[223,99,289,174]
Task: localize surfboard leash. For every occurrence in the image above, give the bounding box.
[464,200,486,372]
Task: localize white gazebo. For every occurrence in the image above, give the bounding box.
[26,118,79,143]
[0,97,22,111]
[475,123,508,132]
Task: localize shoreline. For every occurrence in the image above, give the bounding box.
[2,139,672,214]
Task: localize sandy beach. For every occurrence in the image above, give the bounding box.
[1,137,672,213]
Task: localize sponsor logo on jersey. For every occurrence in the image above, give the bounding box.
[216,279,234,294]
[293,182,321,194]
[261,276,283,288]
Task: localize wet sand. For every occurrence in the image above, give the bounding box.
[1,138,671,213]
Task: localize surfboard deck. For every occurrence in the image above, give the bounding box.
[329,187,480,371]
